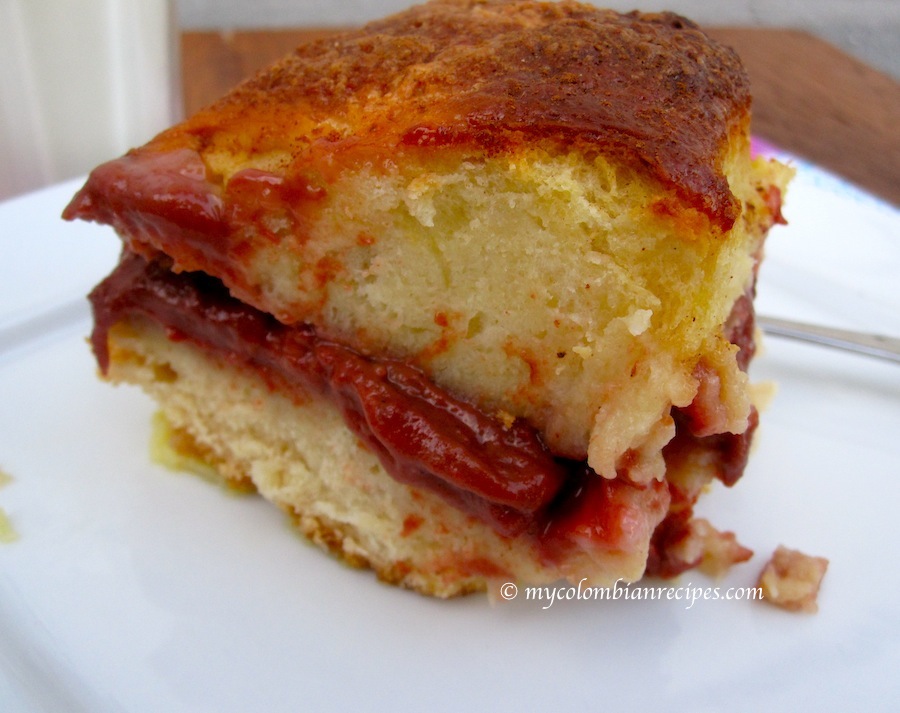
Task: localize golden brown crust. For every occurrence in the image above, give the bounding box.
[151,0,749,230]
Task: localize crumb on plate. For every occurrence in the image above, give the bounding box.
[0,508,18,543]
[758,545,829,613]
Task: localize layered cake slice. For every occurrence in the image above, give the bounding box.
[64,0,792,597]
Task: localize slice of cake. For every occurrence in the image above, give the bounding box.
[64,0,792,597]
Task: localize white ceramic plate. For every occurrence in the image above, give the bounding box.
[1,161,898,712]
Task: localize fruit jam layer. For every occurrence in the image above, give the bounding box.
[90,251,753,570]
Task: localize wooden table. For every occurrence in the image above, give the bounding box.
[181,27,900,207]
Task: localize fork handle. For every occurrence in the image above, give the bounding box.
[757,315,900,364]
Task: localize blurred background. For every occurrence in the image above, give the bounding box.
[0,0,178,201]
[1,0,898,203]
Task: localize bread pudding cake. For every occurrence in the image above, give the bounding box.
[64,0,792,597]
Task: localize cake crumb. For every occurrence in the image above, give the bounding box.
[656,517,753,578]
[0,508,18,543]
[757,545,829,613]
[691,519,753,577]
[624,309,653,336]
[0,469,16,543]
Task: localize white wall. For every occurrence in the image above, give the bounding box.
[177,0,900,81]
[0,0,177,201]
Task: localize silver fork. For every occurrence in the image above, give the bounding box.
[757,315,900,364]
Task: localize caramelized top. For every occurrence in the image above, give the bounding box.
[146,0,749,230]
